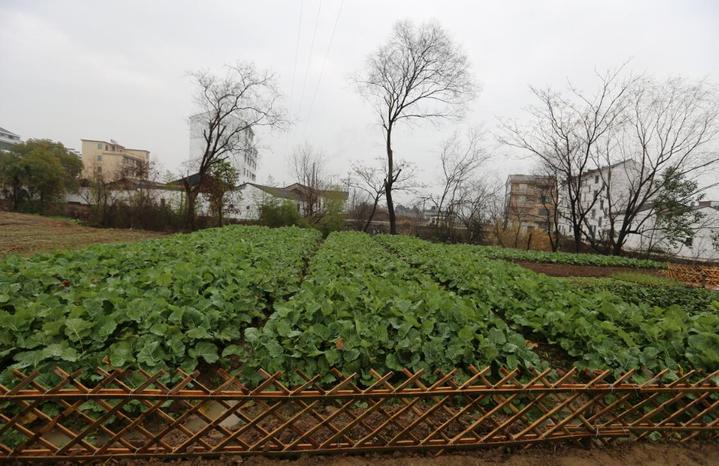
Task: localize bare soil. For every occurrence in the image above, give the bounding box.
[513,260,664,278]
[0,211,162,257]
[114,442,719,466]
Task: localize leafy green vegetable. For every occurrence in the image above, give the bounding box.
[472,245,665,269]
[0,225,321,376]
[241,232,542,384]
[377,235,718,376]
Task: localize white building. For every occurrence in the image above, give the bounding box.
[236,182,349,221]
[66,179,185,211]
[189,113,258,184]
[0,126,21,152]
[559,160,642,240]
[623,201,719,262]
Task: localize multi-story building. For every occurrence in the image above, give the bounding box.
[81,139,150,181]
[560,160,641,240]
[504,175,557,234]
[0,126,21,152]
[189,112,258,183]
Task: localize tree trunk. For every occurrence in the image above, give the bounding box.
[612,231,626,255]
[217,193,224,227]
[185,189,198,231]
[572,224,582,253]
[11,177,20,211]
[363,195,381,232]
[385,126,397,235]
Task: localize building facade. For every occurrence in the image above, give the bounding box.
[558,160,641,240]
[81,139,150,181]
[236,182,349,221]
[504,175,556,234]
[0,126,21,152]
[622,201,719,261]
[188,113,258,184]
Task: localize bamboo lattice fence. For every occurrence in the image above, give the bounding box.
[1,365,718,461]
[665,263,719,289]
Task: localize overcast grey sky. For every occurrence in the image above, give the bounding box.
[1,0,718,197]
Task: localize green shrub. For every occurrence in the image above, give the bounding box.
[259,201,301,227]
[315,198,346,237]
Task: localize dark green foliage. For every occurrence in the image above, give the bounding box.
[315,198,346,237]
[378,235,719,376]
[0,226,321,376]
[259,200,302,227]
[577,276,719,316]
[653,166,706,249]
[474,245,665,269]
[0,139,83,211]
[241,232,542,384]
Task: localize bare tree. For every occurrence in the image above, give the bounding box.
[594,77,719,254]
[349,158,418,232]
[500,68,635,252]
[291,143,328,219]
[455,179,495,243]
[185,62,284,230]
[349,160,385,232]
[356,20,476,234]
[533,161,562,251]
[485,184,524,248]
[425,130,489,237]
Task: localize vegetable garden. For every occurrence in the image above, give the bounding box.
[1,226,718,460]
[1,226,717,381]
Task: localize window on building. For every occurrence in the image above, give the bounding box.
[593,190,598,198]
[600,200,604,209]
[97,143,102,149]
[96,155,102,161]
[591,209,596,219]
[105,144,109,150]
[595,175,599,184]
[598,217,602,226]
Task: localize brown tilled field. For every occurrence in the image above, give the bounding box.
[0,211,162,257]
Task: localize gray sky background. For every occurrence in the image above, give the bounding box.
[1,0,718,201]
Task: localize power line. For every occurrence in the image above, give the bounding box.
[296,0,323,119]
[305,0,344,125]
[288,0,304,113]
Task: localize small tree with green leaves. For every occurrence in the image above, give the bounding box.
[207,161,238,226]
[259,200,301,228]
[0,139,82,211]
[653,166,706,249]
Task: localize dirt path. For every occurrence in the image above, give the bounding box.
[123,442,719,466]
[0,211,162,257]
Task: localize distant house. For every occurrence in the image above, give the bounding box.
[81,139,150,181]
[236,182,349,221]
[623,200,719,262]
[0,126,21,152]
[67,177,184,210]
[504,174,557,234]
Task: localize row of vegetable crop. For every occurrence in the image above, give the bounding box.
[0,226,321,376]
[238,231,543,384]
[567,276,719,316]
[474,245,665,269]
[376,235,719,376]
